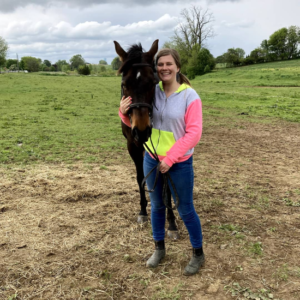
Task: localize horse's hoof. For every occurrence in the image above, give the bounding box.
[168,230,179,240]
[137,215,148,224]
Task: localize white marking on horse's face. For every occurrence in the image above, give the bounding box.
[136,71,141,79]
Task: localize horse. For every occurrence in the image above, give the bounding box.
[114,40,179,239]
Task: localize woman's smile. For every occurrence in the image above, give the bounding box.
[157,54,179,84]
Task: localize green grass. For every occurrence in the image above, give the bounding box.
[1,59,300,165]
[248,242,263,256]
[0,73,125,165]
[194,59,300,122]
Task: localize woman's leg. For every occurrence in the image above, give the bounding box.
[167,156,205,274]
[168,156,203,248]
[143,152,166,267]
[143,152,166,241]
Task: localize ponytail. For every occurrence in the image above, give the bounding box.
[178,72,192,86]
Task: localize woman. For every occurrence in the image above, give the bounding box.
[119,48,204,276]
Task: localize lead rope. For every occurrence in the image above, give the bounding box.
[141,138,180,210]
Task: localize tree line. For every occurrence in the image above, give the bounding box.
[216,26,300,66]
[0,42,109,75]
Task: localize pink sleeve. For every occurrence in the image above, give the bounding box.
[118,108,131,127]
[164,99,202,167]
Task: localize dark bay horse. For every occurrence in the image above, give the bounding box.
[114,40,179,239]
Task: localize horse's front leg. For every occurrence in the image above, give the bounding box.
[166,186,180,239]
[128,141,148,224]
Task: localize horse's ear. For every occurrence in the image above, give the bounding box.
[114,41,127,62]
[146,39,159,61]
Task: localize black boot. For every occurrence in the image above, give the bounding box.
[183,247,205,276]
[146,240,166,268]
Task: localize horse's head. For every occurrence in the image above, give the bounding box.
[114,40,159,144]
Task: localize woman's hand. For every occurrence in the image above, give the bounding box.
[160,160,170,173]
[120,96,132,114]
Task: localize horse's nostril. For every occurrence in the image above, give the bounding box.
[132,127,139,141]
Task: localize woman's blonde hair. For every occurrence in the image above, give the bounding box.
[155,48,191,86]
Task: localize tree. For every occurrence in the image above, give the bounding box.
[9,64,17,71]
[174,5,215,52]
[69,54,85,70]
[19,60,25,70]
[55,60,69,71]
[224,48,241,66]
[0,36,9,70]
[215,54,226,63]
[260,39,270,61]
[186,46,199,79]
[268,28,288,60]
[78,65,90,75]
[286,26,300,59]
[111,56,122,70]
[100,66,106,72]
[186,46,215,79]
[21,56,41,72]
[43,59,51,67]
[99,60,107,65]
[204,65,211,73]
[235,48,245,59]
[250,48,265,63]
[243,56,255,65]
[6,59,18,69]
[163,5,215,76]
[61,64,70,72]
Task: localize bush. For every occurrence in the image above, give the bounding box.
[244,56,255,65]
[9,64,17,71]
[62,65,70,72]
[21,56,41,72]
[198,48,215,71]
[186,67,196,80]
[78,65,91,75]
[111,56,122,70]
[186,46,215,78]
[204,65,211,73]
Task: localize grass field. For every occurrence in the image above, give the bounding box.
[0,74,125,165]
[1,60,300,165]
[1,60,300,300]
[195,59,300,122]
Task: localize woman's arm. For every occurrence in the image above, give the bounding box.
[163,99,202,167]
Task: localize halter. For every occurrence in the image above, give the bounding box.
[121,62,156,123]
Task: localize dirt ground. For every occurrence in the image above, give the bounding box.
[1,115,300,300]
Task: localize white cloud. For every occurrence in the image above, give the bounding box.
[1,0,299,63]
[0,0,198,12]
[1,14,177,63]
[3,14,177,41]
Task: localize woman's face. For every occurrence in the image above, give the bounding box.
[157,54,179,84]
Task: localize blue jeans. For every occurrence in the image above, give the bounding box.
[143,152,203,248]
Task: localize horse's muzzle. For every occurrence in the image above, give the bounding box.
[132,126,152,143]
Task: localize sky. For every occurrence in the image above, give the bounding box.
[0,0,299,64]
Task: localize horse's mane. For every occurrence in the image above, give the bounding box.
[119,43,144,74]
